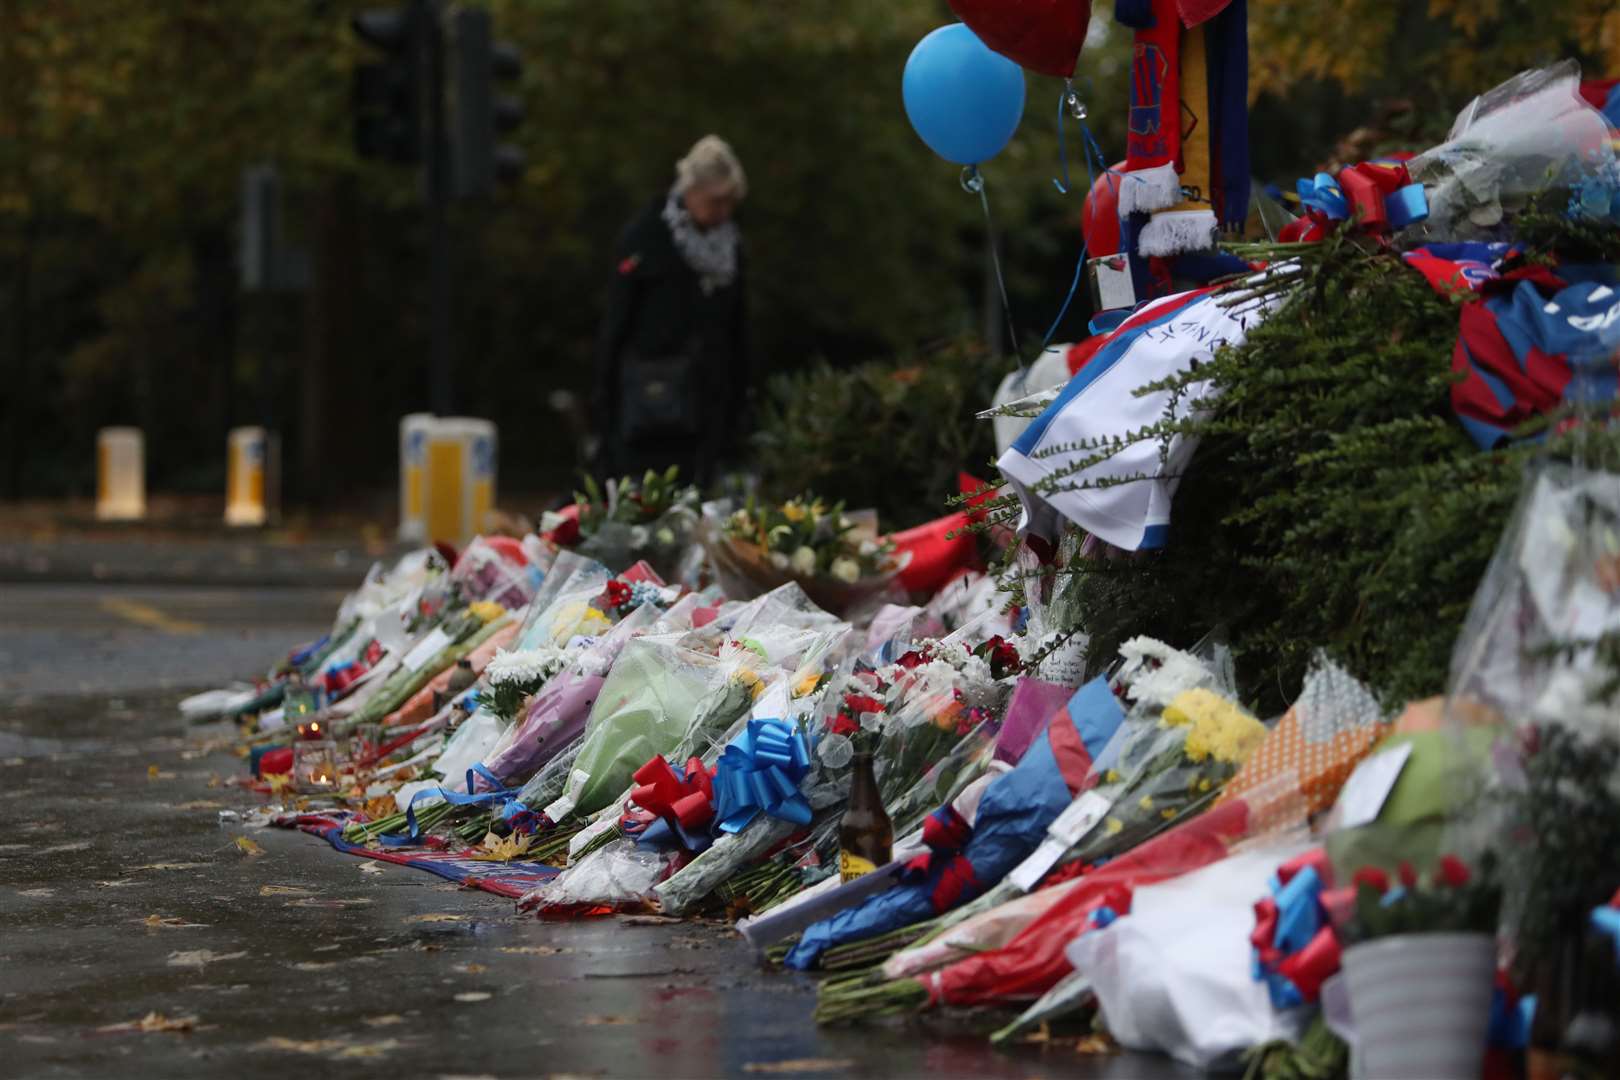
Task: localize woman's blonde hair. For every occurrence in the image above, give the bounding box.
[674,134,748,201]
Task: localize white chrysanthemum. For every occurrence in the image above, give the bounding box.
[829,556,860,584]
[485,646,569,688]
[1116,636,1220,709]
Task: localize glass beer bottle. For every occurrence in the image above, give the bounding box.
[839,750,892,882]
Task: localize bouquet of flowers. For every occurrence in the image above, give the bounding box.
[568,466,702,583]
[449,535,541,611]
[705,494,906,615]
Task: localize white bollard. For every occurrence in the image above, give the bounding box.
[224,426,279,527]
[398,412,435,542]
[423,416,497,548]
[96,427,145,521]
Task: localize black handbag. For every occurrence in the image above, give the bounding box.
[619,350,701,441]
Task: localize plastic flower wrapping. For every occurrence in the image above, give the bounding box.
[1435,461,1620,967]
[1404,61,1618,244]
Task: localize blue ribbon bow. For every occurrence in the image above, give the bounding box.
[1296,173,1349,220]
[713,718,812,834]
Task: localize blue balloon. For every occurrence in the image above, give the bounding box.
[902,23,1026,166]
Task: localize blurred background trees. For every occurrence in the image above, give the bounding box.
[1,0,1615,509]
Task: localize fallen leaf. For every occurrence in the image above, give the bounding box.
[130,862,208,872]
[266,772,294,794]
[37,841,93,855]
[497,945,572,956]
[234,836,265,857]
[93,879,138,888]
[313,943,341,952]
[147,765,176,781]
[452,992,492,1003]
[257,1036,345,1054]
[579,1015,632,1026]
[405,913,469,924]
[167,949,248,969]
[362,1014,404,1028]
[171,800,224,811]
[99,1012,197,1034]
[456,962,487,974]
[336,1040,400,1059]
[289,961,338,971]
[466,831,534,862]
[259,884,311,896]
[357,862,384,875]
[141,914,208,930]
[742,1061,857,1075]
[285,897,373,909]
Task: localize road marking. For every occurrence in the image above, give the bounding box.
[99,597,203,635]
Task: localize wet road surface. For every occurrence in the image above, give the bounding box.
[0,584,1194,1079]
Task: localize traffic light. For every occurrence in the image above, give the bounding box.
[451,7,524,198]
[352,4,426,164]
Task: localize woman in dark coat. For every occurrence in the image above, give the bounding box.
[593,135,750,487]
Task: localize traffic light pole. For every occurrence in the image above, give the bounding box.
[424,0,453,416]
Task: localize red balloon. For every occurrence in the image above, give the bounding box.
[1081,160,1125,257]
[947,0,1092,79]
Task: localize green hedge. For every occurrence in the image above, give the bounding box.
[751,339,1008,530]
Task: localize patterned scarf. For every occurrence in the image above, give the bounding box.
[661,187,739,295]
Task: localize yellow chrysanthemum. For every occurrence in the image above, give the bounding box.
[1104,817,1123,836]
[1164,688,1268,766]
[468,600,505,623]
[1138,795,1155,812]
[782,501,808,524]
[1105,769,1122,784]
[1198,778,1212,792]
[1161,808,1178,820]
[793,671,822,698]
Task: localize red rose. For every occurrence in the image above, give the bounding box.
[826,712,860,738]
[1436,854,1471,888]
[843,693,884,717]
[1351,866,1390,893]
[602,580,632,609]
[1397,861,1418,889]
[896,650,926,670]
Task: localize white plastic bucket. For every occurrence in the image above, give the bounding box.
[1340,932,1496,1080]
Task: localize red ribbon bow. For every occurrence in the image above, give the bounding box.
[625,755,715,834]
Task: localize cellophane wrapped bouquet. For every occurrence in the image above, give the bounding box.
[1436,461,1620,974]
[569,466,702,584]
[704,494,907,616]
[541,618,861,917]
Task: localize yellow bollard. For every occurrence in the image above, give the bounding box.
[96,427,145,521]
[423,417,497,547]
[398,413,435,542]
[224,426,279,527]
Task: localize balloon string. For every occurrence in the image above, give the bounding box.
[963,165,1022,367]
[1052,80,1089,195]
[1035,103,1119,359]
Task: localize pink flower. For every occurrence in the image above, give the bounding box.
[1398,861,1418,889]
